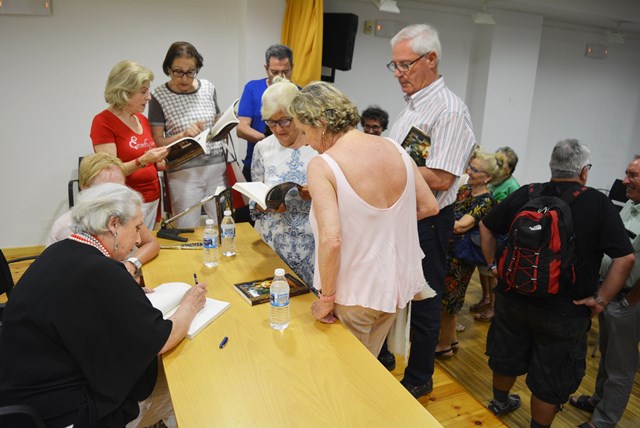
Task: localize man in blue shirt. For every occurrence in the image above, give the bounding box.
[237,44,294,181]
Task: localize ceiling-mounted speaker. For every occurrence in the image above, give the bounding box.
[585,44,608,59]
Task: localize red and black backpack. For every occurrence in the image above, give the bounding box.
[497,183,587,298]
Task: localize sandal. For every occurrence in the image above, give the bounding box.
[569,395,596,413]
[488,394,521,416]
[474,307,494,322]
[435,348,454,358]
[451,341,460,350]
[470,300,490,313]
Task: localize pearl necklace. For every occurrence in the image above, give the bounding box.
[69,233,111,258]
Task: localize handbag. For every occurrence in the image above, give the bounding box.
[453,228,487,266]
[221,136,250,209]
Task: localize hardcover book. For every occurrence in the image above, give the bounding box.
[147,282,230,338]
[233,273,309,306]
[165,99,239,170]
[401,125,431,167]
[232,181,302,210]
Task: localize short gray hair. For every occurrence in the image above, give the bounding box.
[261,77,299,120]
[265,44,293,66]
[391,24,442,65]
[72,183,142,235]
[549,139,591,179]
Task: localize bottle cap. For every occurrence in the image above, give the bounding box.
[205,219,214,225]
[274,268,285,276]
[224,210,232,216]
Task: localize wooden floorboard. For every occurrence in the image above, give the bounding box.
[435,271,640,427]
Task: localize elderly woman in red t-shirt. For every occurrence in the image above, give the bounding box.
[91,60,168,230]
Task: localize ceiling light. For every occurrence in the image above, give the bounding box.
[472,12,495,25]
[372,0,400,14]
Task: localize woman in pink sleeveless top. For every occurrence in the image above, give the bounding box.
[289,82,439,356]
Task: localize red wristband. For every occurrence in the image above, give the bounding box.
[320,293,335,302]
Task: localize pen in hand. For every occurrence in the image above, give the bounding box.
[193,273,198,285]
[219,336,229,349]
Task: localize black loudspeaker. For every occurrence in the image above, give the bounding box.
[322,13,358,71]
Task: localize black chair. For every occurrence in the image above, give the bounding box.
[0,404,46,428]
[0,249,38,327]
[67,156,85,209]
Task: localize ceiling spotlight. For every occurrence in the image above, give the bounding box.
[372,0,400,14]
[473,0,495,25]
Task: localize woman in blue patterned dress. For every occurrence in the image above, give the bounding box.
[251,78,317,286]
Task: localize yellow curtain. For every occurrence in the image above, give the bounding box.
[281,0,323,87]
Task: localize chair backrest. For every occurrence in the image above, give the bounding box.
[68,156,85,208]
[0,404,46,428]
[609,178,628,212]
[0,248,15,298]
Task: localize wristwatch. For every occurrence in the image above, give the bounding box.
[126,257,142,274]
[593,293,607,308]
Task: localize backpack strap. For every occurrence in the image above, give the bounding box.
[559,185,588,205]
[527,183,543,200]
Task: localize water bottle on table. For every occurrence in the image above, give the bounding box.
[203,219,219,268]
[270,268,290,331]
[221,210,236,256]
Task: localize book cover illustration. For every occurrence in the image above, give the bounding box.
[233,273,309,306]
[401,126,431,167]
[232,181,302,210]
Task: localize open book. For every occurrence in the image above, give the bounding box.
[401,125,431,167]
[165,99,240,170]
[232,181,302,210]
[146,282,230,338]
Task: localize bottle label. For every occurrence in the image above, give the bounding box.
[221,226,235,239]
[203,236,217,248]
[270,292,290,307]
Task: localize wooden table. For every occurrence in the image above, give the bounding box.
[144,223,442,427]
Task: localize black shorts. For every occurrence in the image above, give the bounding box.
[486,293,590,404]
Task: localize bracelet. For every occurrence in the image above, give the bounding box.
[593,293,607,308]
[319,292,336,302]
[488,262,497,271]
[135,158,145,168]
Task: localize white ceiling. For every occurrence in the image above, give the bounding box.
[365,0,640,39]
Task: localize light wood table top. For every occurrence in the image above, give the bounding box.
[144,223,442,427]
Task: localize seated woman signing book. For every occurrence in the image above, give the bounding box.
[250,78,317,287]
[0,183,207,427]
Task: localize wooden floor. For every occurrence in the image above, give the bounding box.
[5,249,640,427]
[433,271,640,427]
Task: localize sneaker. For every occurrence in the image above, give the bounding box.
[488,394,521,416]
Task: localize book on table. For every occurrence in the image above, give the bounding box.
[401,125,431,167]
[146,282,230,338]
[234,273,309,306]
[165,99,240,170]
[231,181,302,210]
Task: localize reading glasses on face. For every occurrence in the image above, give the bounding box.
[264,118,292,129]
[171,69,198,78]
[364,125,382,132]
[386,53,427,73]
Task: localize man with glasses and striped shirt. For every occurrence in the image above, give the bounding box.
[386,23,477,398]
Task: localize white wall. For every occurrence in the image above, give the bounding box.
[324,0,640,189]
[0,0,283,247]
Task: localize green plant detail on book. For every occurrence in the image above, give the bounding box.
[233,273,309,305]
[401,125,431,167]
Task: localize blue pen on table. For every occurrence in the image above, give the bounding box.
[219,336,229,349]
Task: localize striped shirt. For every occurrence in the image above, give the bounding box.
[389,77,477,208]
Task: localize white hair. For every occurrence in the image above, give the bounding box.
[72,183,142,235]
[391,24,442,65]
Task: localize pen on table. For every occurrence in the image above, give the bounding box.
[219,336,229,349]
[193,273,198,286]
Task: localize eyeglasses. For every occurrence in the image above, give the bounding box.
[467,165,482,174]
[264,118,292,129]
[584,163,593,171]
[171,69,198,79]
[363,125,382,132]
[386,53,427,73]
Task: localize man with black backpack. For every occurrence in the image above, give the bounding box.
[478,139,635,428]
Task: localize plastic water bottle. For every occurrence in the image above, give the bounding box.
[203,219,219,268]
[270,268,290,330]
[220,210,236,256]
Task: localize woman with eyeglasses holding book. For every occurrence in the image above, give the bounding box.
[148,41,228,228]
[250,78,317,286]
[0,183,206,428]
[91,60,169,231]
